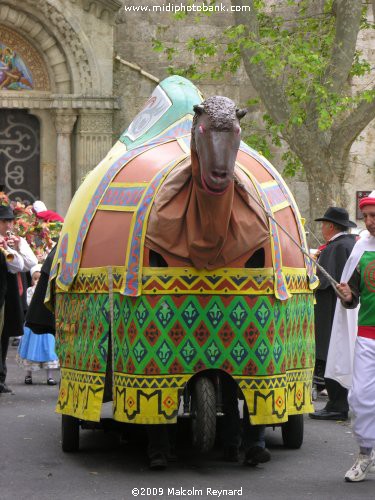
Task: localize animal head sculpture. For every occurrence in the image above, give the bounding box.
[191,96,247,194]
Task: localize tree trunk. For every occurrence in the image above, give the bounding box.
[303,152,350,246]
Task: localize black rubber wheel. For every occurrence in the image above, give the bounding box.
[281,414,304,449]
[61,415,80,452]
[191,377,216,453]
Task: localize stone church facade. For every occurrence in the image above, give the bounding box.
[0,0,374,222]
[0,0,121,214]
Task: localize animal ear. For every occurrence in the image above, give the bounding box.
[236,108,248,120]
[193,104,204,114]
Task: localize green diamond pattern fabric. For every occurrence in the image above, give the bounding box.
[112,294,314,376]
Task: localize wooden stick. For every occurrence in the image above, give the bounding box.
[234,179,346,300]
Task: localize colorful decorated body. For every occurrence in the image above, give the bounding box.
[50,76,317,426]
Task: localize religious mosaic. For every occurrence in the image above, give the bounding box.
[0,26,50,91]
[0,43,33,90]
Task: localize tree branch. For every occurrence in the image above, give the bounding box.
[330,92,375,156]
[323,0,362,94]
[231,0,329,160]
[230,0,291,125]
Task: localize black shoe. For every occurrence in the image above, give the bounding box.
[47,378,57,386]
[309,408,348,421]
[244,446,271,466]
[149,452,167,470]
[11,338,20,347]
[223,446,240,462]
[167,447,177,462]
[0,383,14,394]
[25,375,33,385]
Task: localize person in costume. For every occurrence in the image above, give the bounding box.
[0,201,38,394]
[309,207,357,421]
[221,378,270,466]
[332,191,375,482]
[0,220,25,392]
[32,200,64,223]
[24,246,56,335]
[17,264,59,385]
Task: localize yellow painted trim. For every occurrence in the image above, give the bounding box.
[98,205,137,212]
[57,265,313,295]
[76,266,125,275]
[62,265,309,278]
[109,182,149,188]
[271,200,290,212]
[261,180,279,188]
[143,266,274,278]
[177,136,190,154]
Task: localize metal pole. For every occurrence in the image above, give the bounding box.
[234,179,346,300]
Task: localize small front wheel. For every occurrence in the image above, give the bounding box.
[281,414,304,449]
[191,377,216,453]
[61,415,80,452]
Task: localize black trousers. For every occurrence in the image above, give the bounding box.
[221,377,265,450]
[0,331,9,384]
[146,424,176,458]
[324,377,349,413]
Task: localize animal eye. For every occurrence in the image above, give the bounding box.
[199,125,205,134]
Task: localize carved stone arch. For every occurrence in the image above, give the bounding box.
[0,1,101,94]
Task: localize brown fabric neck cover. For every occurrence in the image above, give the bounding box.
[145,151,270,270]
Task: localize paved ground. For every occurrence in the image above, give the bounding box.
[1,343,374,500]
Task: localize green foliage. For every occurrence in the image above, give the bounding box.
[152,0,375,177]
[281,150,303,177]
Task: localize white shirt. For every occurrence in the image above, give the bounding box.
[328,231,348,242]
[6,237,38,273]
[17,237,38,271]
[5,249,24,273]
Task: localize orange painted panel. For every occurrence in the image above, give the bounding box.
[113,141,185,183]
[237,150,274,183]
[80,211,133,267]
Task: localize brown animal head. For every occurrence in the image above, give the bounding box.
[191,96,247,194]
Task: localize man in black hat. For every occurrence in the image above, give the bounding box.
[309,207,357,420]
[0,203,37,394]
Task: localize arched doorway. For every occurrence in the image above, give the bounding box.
[0,110,40,204]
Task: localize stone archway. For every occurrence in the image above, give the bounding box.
[0,1,95,94]
[0,0,121,214]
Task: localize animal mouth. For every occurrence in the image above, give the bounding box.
[201,172,230,195]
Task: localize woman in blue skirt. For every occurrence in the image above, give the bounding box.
[17,264,59,385]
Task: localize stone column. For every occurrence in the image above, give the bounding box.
[75,110,114,188]
[54,112,77,215]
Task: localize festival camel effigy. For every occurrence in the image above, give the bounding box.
[48,76,318,427]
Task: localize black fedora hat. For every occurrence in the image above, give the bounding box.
[0,205,15,220]
[315,206,356,228]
